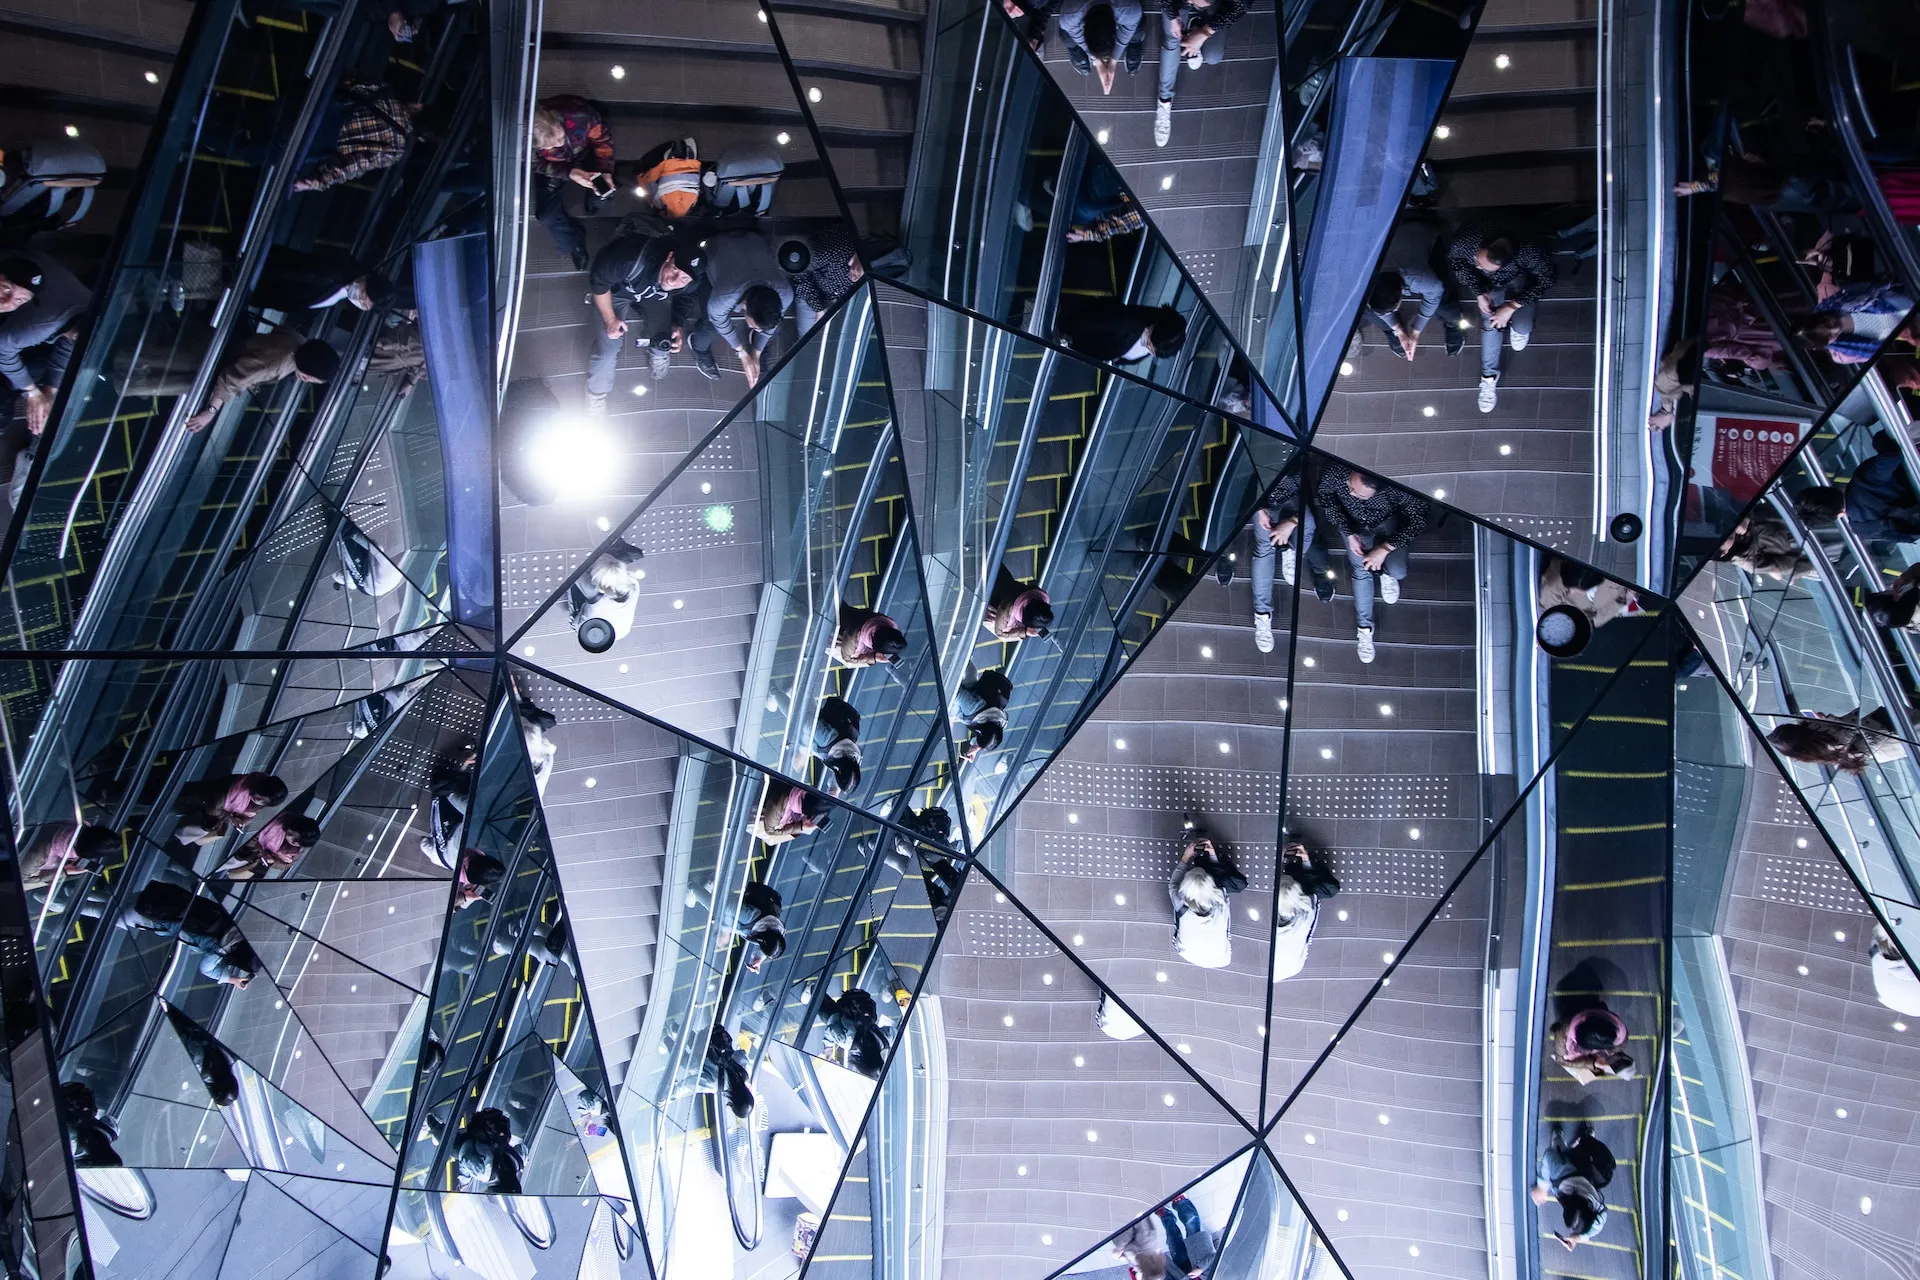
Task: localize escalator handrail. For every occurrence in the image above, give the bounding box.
[1510,553,1552,1280]
[1818,16,1920,307]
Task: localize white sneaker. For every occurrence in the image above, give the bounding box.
[1356,626,1376,664]
[1477,375,1498,414]
[1280,546,1296,585]
[586,390,608,418]
[1154,99,1172,147]
[1184,51,1202,69]
[1508,327,1529,351]
[1379,573,1400,605]
[1253,612,1274,653]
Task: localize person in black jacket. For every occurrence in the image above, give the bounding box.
[1443,222,1557,413]
[1153,0,1249,146]
[252,245,393,314]
[731,881,786,973]
[1055,299,1187,365]
[955,666,1012,762]
[585,233,709,414]
[1531,1122,1614,1250]
[165,1005,242,1107]
[811,696,863,794]
[1314,462,1430,664]
[59,1082,122,1168]
[452,1107,524,1193]
[817,987,890,1080]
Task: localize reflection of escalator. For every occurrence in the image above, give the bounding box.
[712,1089,764,1249]
[75,1166,155,1221]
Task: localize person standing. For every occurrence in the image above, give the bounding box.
[1361,221,1450,359]
[529,96,615,271]
[703,230,792,388]
[1314,462,1429,663]
[1237,470,1325,653]
[1531,1123,1614,1251]
[0,252,88,499]
[1443,222,1556,413]
[586,233,707,414]
[1060,0,1143,95]
[290,79,419,193]
[1168,825,1247,969]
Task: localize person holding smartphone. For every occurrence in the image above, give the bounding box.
[530,96,616,272]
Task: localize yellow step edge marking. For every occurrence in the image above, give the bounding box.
[1562,875,1669,890]
[1560,823,1667,834]
[1554,937,1663,947]
[1562,771,1668,779]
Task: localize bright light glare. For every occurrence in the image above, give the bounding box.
[527,417,620,495]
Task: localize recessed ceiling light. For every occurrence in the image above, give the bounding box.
[522,644,536,656]
[1115,893,1127,906]
[633,185,647,198]
[1041,973,1053,984]
[1096,128,1110,145]
[1383,951,1396,964]
[1163,1093,1175,1106]
[1861,1196,1874,1214]
[701,481,712,494]
[1217,741,1231,754]
[758,7,768,18]
[1017,1164,1029,1176]
[1160,175,1174,191]
[1835,930,1847,942]
[1337,909,1348,921]
[64,125,79,138]
[1421,405,1436,418]
[994,892,1006,903]
[1177,1042,1191,1053]
[776,132,791,145]
[632,384,648,396]
[1115,737,1128,750]
[144,71,160,84]
[1303,656,1316,667]
[1499,443,1512,456]
[1433,124,1451,139]
[1409,827,1421,840]
[1303,1132,1316,1144]
[1067,812,1079,824]
[618,662,629,673]
[1086,1130,1099,1143]
[1896,1021,1909,1032]
[1002,1014,1015,1027]
[610,65,626,79]
[584,777,598,789]
[1320,747,1334,760]
[1494,52,1511,68]
[1379,703,1393,716]
[673,599,685,609]
[1408,1247,1421,1258]
[1337,1209,1349,1222]
[1797,965,1810,975]
[1835,1107,1848,1118]
[1796,838,1808,848]
[1377,1113,1391,1125]
[1339,361,1354,376]
[1072,934,1084,946]
[1041,1234,1053,1245]
[596,516,611,530]
[1074,1055,1085,1066]
[1433,488,1447,499]
[1156,971,1168,982]
[1200,645,1214,658]
[808,86,823,103]
[1247,907,1260,921]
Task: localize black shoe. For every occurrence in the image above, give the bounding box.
[1214,555,1233,586]
[1313,573,1336,603]
[570,245,590,273]
[1066,43,1090,74]
[1124,36,1144,72]
[693,347,720,380]
[1444,328,1464,356]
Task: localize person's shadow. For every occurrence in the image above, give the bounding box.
[1551,956,1630,1024]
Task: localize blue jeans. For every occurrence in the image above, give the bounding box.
[1158,12,1226,101]
[533,174,587,264]
[1249,507,1316,615]
[1344,531,1409,630]
[587,293,715,396]
[1479,286,1535,379]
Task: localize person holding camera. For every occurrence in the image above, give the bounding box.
[530,96,616,272]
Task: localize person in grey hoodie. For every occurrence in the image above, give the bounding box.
[0,251,89,502]
[703,230,793,387]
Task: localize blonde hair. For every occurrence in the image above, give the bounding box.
[530,104,564,150]
[1274,877,1313,923]
[1178,869,1225,916]
[588,551,639,600]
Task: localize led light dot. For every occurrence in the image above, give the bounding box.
[808,86,823,103]
[1434,124,1451,139]
[1494,52,1511,68]
[1339,361,1354,377]
[1115,893,1127,906]
[145,71,160,84]
[610,65,626,78]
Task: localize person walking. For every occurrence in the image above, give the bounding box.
[955,665,1012,762]
[750,780,834,846]
[731,880,787,972]
[1443,222,1556,413]
[566,538,646,650]
[0,252,88,439]
[1055,297,1187,365]
[703,230,792,388]
[832,601,907,667]
[982,564,1054,641]
[1314,462,1429,663]
[1548,1003,1636,1083]
[811,695,863,794]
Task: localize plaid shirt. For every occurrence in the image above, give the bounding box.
[1445,222,1557,307]
[1315,462,1430,547]
[533,96,614,179]
[303,84,411,191]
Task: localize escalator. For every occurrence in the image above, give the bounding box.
[1535,610,1670,1278]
